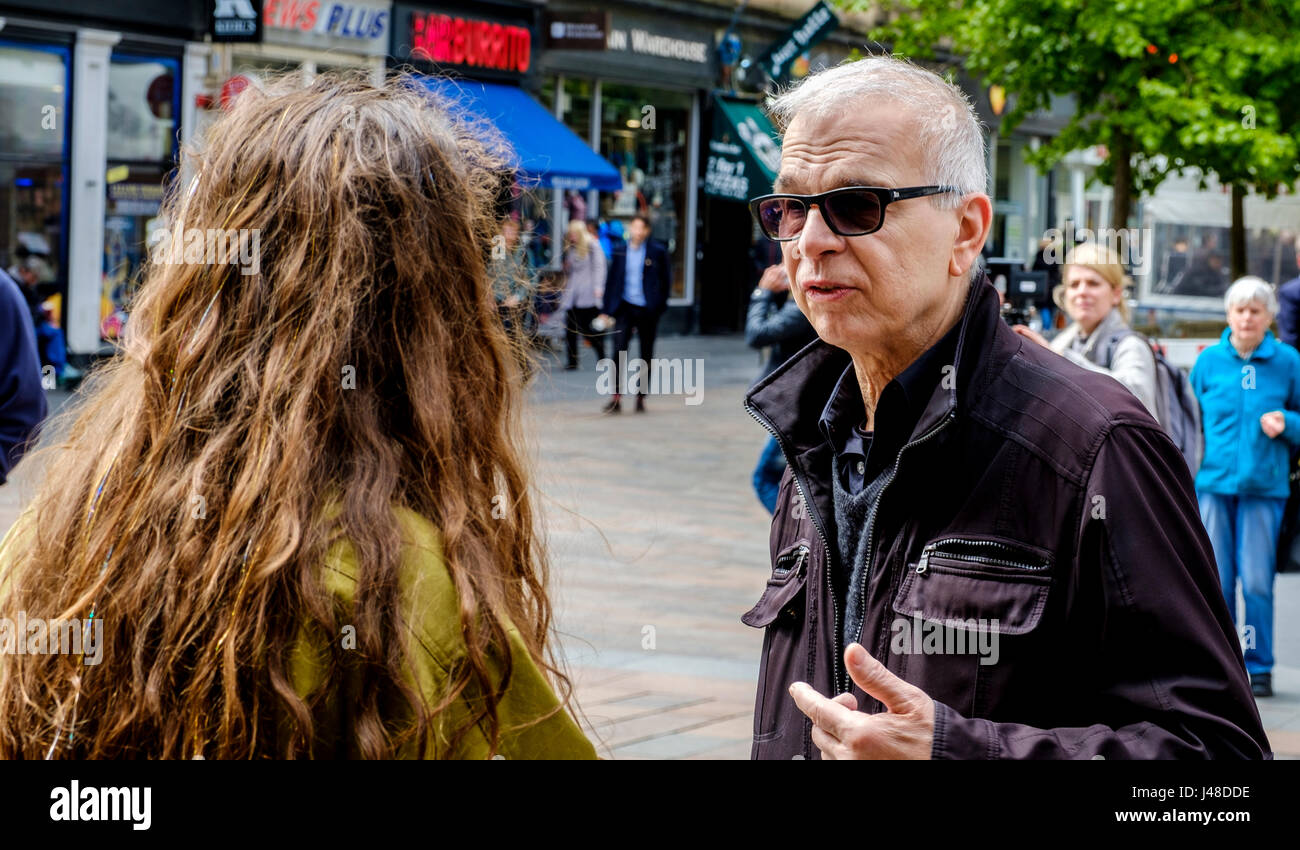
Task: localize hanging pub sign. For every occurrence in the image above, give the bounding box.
[757,0,838,83]
[705,93,782,202]
[210,0,264,43]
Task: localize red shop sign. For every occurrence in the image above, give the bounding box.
[410,11,531,73]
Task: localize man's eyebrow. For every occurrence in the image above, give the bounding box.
[772,172,887,194]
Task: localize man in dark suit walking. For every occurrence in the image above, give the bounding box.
[600,213,673,413]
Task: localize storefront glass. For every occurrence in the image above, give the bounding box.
[0,44,68,313]
[598,83,691,299]
[101,54,178,342]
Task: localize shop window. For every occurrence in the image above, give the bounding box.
[0,46,66,158]
[0,162,63,300]
[107,58,176,162]
[0,44,67,319]
[101,54,179,343]
[599,83,692,299]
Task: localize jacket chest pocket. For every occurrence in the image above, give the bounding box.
[890,536,1052,718]
[743,541,810,743]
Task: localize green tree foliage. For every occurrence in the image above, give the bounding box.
[845,0,1300,274]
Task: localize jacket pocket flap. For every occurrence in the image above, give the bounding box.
[742,569,808,628]
[742,544,810,629]
[891,565,1049,636]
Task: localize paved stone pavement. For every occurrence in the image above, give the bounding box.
[3,334,1298,759]
[528,335,771,759]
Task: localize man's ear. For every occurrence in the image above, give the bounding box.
[949,194,992,280]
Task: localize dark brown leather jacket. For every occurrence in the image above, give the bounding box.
[743,275,1271,759]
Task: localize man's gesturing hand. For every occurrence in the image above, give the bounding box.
[789,643,935,759]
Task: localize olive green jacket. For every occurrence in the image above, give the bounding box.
[0,506,597,760]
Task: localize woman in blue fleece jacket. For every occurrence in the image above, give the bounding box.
[1190,276,1300,698]
[0,269,47,485]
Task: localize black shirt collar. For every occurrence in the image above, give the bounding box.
[817,317,963,462]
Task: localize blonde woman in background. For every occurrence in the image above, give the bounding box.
[561,219,607,371]
[1014,242,1160,422]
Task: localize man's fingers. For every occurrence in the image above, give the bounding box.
[832,692,858,712]
[810,723,840,759]
[789,681,855,738]
[844,643,921,714]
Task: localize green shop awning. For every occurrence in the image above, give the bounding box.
[705,93,782,202]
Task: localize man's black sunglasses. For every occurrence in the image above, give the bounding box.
[749,185,963,242]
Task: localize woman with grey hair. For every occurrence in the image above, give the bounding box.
[1190,276,1300,697]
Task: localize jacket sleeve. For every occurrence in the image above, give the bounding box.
[657,244,673,312]
[932,421,1270,759]
[746,293,809,349]
[1057,337,1160,424]
[601,252,617,315]
[1279,285,1299,347]
[592,248,606,305]
[0,277,47,483]
[440,626,599,760]
[1282,350,1300,448]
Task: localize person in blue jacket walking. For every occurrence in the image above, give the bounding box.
[1190,276,1300,698]
[0,268,48,485]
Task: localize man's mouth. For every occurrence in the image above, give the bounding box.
[803,280,854,302]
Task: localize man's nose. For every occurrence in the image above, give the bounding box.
[796,204,844,257]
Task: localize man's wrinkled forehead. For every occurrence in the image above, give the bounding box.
[774,103,919,194]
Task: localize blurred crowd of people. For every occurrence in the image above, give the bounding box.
[489,210,672,413]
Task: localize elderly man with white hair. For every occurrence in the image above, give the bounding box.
[742,55,1270,759]
[1190,276,1300,699]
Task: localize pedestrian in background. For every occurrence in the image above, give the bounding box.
[489,216,536,337]
[745,263,816,513]
[600,213,671,414]
[1275,239,1300,347]
[1015,242,1160,422]
[1191,276,1300,698]
[0,72,595,759]
[0,268,46,486]
[1030,234,1062,329]
[561,219,607,370]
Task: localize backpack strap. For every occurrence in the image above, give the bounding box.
[1101,328,1140,370]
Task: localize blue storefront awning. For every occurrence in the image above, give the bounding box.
[422,77,622,193]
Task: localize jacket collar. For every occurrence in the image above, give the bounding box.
[1218,326,1279,360]
[1056,307,1128,358]
[746,272,1010,461]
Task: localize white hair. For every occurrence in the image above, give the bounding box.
[1224,276,1278,316]
[765,55,987,209]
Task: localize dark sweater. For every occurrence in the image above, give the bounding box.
[820,319,962,648]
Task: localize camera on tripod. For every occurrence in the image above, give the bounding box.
[1000,270,1049,329]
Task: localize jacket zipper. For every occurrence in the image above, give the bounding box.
[774,544,809,578]
[744,403,847,694]
[915,538,1050,574]
[854,411,956,666]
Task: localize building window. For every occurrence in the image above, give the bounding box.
[102,54,179,342]
[599,83,691,299]
[0,43,68,321]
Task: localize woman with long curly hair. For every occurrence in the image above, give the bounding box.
[0,72,595,759]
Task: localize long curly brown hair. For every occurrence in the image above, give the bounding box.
[0,71,568,758]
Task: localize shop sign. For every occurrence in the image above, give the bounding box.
[545,11,608,50]
[211,0,264,43]
[264,1,390,54]
[410,11,531,73]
